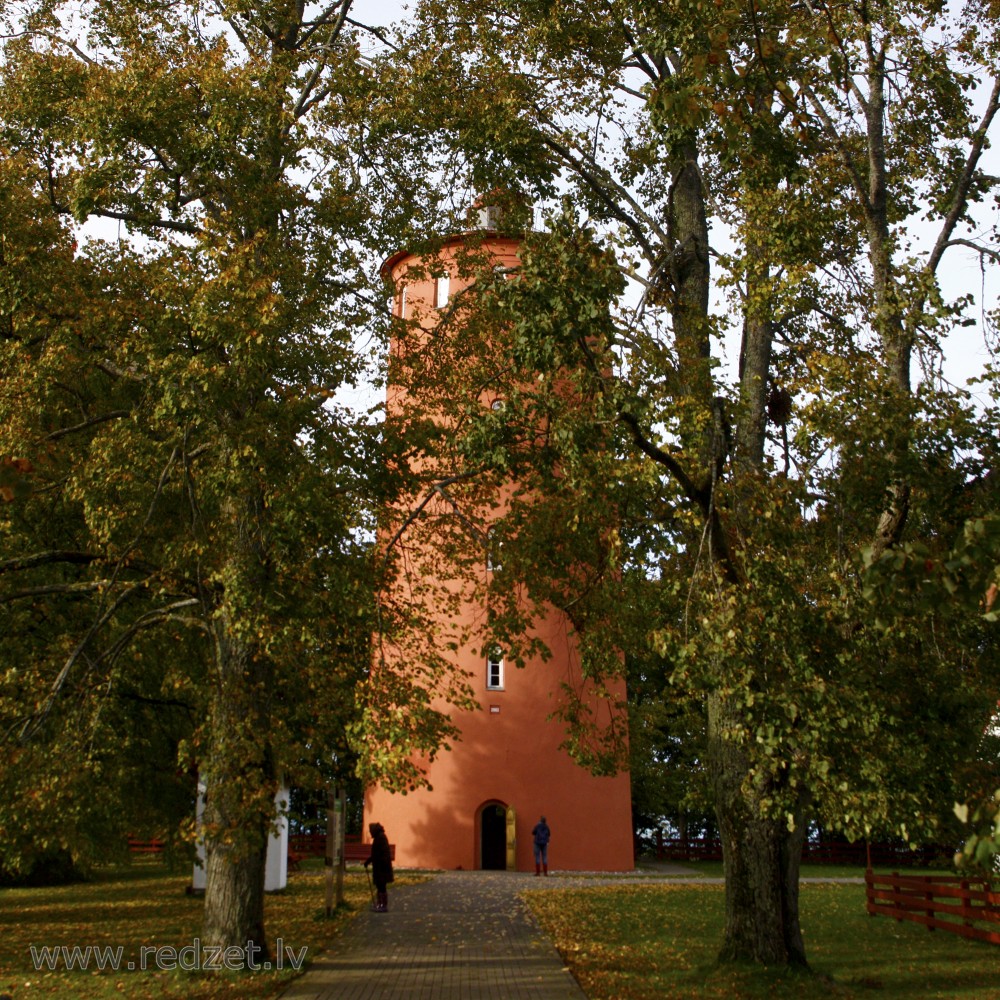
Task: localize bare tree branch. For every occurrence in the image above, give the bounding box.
[95,359,146,383]
[536,125,665,261]
[97,598,205,671]
[0,551,101,574]
[942,238,1000,265]
[344,16,401,53]
[617,410,708,510]
[0,580,110,603]
[379,470,485,566]
[927,75,1000,278]
[88,207,201,235]
[300,0,354,48]
[34,28,97,66]
[18,577,153,741]
[43,410,130,442]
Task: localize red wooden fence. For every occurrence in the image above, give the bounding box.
[653,834,942,867]
[865,871,1000,946]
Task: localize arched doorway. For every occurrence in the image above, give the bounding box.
[479,802,509,870]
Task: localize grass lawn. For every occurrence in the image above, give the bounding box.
[5,862,996,1000]
[525,881,1000,1000]
[0,859,399,999]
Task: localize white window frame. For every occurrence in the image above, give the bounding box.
[486,649,504,690]
[486,527,502,573]
[478,205,502,229]
[435,274,450,309]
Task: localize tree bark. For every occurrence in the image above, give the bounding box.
[665,139,809,968]
[863,34,912,561]
[203,823,269,962]
[708,691,808,966]
[202,620,275,960]
[201,474,277,957]
[734,252,773,474]
[665,137,715,473]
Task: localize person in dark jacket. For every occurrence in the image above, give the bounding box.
[532,815,551,876]
[364,822,394,911]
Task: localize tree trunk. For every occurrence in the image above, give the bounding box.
[662,136,810,967]
[735,253,773,473]
[203,822,269,962]
[665,137,715,471]
[708,690,808,967]
[201,602,275,958]
[863,38,912,561]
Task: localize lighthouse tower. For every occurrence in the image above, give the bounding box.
[365,204,634,872]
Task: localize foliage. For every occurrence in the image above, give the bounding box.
[384,0,1000,967]
[629,674,714,847]
[955,789,1000,873]
[0,0,458,952]
[392,201,997,851]
[864,511,1000,872]
[0,847,86,887]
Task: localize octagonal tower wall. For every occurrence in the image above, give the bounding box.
[364,216,633,872]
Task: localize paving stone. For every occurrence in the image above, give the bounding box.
[279,870,599,999]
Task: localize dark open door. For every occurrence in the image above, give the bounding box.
[480,804,507,870]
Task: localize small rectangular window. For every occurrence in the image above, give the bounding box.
[399,285,407,319]
[435,274,450,309]
[478,205,502,229]
[486,527,502,573]
[486,649,504,690]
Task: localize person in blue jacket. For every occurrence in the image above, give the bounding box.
[532,815,551,876]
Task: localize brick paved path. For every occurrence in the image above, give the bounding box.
[278,870,592,1000]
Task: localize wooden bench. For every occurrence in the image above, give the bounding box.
[286,851,308,871]
[344,842,396,862]
[127,837,165,855]
[287,834,395,870]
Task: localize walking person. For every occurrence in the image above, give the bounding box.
[532,815,550,876]
[364,822,394,911]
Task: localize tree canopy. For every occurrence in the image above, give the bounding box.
[2,0,999,974]
[0,0,437,955]
[378,0,1000,966]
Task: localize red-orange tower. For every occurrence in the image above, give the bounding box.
[365,208,633,872]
